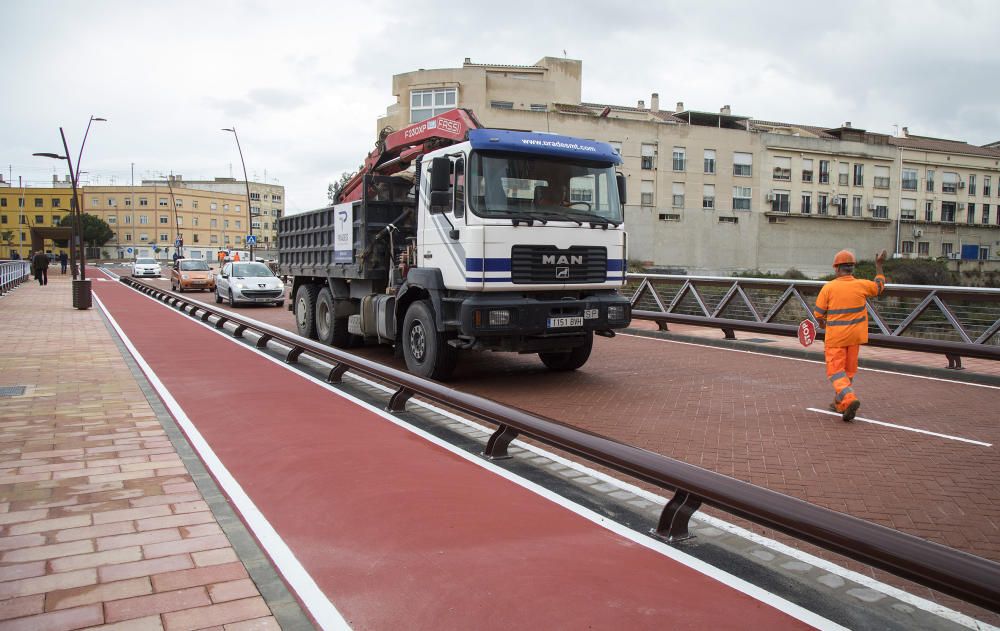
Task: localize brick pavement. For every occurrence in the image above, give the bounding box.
[0,274,286,630]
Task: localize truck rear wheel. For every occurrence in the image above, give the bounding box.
[295,284,320,340]
[539,333,593,371]
[316,288,350,348]
[402,299,456,380]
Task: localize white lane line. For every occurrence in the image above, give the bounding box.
[619,332,1000,390]
[108,279,846,630]
[92,291,351,631]
[806,407,992,447]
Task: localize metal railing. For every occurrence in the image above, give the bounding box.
[627,273,1000,366]
[118,274,1000,614]
[0,260,31,295]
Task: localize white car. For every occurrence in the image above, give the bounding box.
[215,261,285,307]
[131,257,162,278]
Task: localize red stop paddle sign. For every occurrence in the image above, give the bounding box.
[798,319,817,347]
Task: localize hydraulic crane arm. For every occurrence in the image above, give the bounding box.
[337,108,483,204]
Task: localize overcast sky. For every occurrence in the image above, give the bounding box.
[3,0,998,214]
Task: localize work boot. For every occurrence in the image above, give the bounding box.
[842,400,860,423]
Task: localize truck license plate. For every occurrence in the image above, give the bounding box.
[548,317,583,328]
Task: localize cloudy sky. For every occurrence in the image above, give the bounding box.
[3,0,998,214]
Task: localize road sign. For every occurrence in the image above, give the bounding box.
[126,247,133,254]
[246,235,257,246]
[175,238,183,247]
[798,319,817,347]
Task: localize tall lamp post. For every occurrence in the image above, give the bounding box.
[221,126,254,261]
[33,116,106,309]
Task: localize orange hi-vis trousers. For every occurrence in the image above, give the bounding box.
[825,345,859,412]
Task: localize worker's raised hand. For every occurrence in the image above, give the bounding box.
[876,249,888,264]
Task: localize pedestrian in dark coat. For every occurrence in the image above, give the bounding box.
[59,251,68,274]
[31,250,49,286]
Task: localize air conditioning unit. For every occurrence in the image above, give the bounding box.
[947,252,961,260]
[765,193,775,202]
[913,229,923,238]
[831,198,841,206]
[959,181,966,189]
[868,202,878,210]
[959,203,966,210]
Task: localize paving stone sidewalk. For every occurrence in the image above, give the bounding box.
[0,275,286,631]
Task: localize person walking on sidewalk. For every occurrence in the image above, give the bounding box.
[31,250,49,286]
[59,250,68,274]
[813,249,887,422]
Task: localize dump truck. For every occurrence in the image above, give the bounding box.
[277,108,631,379]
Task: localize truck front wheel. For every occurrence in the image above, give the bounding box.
[295,284,320,340]
[316,288,350,348]
[402,299,456,380]
[539,333,593,371]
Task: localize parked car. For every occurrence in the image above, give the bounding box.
[131,257,162,278]
[215,261,285,307]
[171,259,215,292]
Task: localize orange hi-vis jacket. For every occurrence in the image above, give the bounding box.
[813,274,885,347]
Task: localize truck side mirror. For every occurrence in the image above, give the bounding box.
[616,172,627,206]
[429,157,452,214]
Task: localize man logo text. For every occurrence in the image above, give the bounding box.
[542,255,583,265]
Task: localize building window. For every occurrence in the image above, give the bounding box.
[874,165,890,189]
[640,180,654,206]
[235,205,241,212]
[139,197,148,206]
[733,152,752,177]
[176,217,183,226]
[733,186,752,211]
[672,147,686,172]
[224,220,230,229]
[901,241,914,254]
[489,100,514,110]
[410,87,457,123]
[193,234,200,243]
[210,219,218,228]
[158,198,168,207]
[159,233,169,242]
[900,199,916,221]
[819,160,830,184]
[0,198,6,207]
[609,141,622,156]
[851,196,862,217]
[250,192,261,201]
[272,194,282,202]
[718,216,738,224]
[671,182,685,208]
[926,170,935,192]
[853,163,864,186]
[770,190,790,213]
[941,201,956,222]
[967,203,976,224]
[818,193,829,215]
[210,202,218,210]
[873,197,889,219]
[223,204,229,211]
[192,200,198,209]
[175,198,183,208]
[34,215,44,224]
[979,246,990,261]
[123,215,132,224]
[969,174,977,196]
[211,235,218,243]
[657,213,680,221]
[801,158,813,183]
[984,204,991,225]
[942,172,959,194]
[985,176,992,197]
[19,214,26,224]
[917,241,929,256]
[107,216,117,225]
[17,197,24,208]
[34,198,43,208]
[942,243,953,257]
[124,198,132,207]
[529,104,547,112]
[192,217,199,227]
[703,184,715,209]
[925,201,934,222]
[641,144,656,170]
[124,233,132,242]
[800,193,812,214]
[89,197,98,208]
[140,233,149,242]
[139,215,149,224]
[772,156,791,181]
[235,220,242,229]
[902,168,918,191]
[704,149,716,174]
[159,216,169,224]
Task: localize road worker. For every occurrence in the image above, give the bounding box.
[813,249,887,422]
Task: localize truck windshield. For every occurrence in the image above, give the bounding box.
[468,151,622,224]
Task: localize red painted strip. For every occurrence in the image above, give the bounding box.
[93,279,812,630]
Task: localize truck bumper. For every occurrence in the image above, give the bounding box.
[457,291,631,340]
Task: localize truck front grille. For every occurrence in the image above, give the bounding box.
[510,246,607,284]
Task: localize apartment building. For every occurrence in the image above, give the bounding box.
[379,57,1000,277]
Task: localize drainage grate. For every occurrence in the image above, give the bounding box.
[0,386,27,397]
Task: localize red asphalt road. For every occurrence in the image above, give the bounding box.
[89,276,815,629]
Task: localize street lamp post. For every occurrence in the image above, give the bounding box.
[33,116,106,309]
[221,126,254,261]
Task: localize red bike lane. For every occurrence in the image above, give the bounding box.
[91,275,829,630]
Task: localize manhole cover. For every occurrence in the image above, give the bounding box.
[0,386,27,397]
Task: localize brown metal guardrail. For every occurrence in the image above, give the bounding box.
[118,273,1000,615]
[628,273,1000,367]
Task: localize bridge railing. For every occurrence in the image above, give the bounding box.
[117,273,1000,615]
[0,260,31,295]
[627,273,1000,365]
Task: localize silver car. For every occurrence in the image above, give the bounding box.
[215,261,285,307]
[131,257,162,278]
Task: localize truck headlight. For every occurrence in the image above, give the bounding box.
[608,305,626,321]
[488,309,511,326]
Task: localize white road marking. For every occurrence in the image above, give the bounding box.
[807,407,992,447]
[93,290,351,631]
[101,276,846,631]
[104,274,995,630]
[619,332,1000,390]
